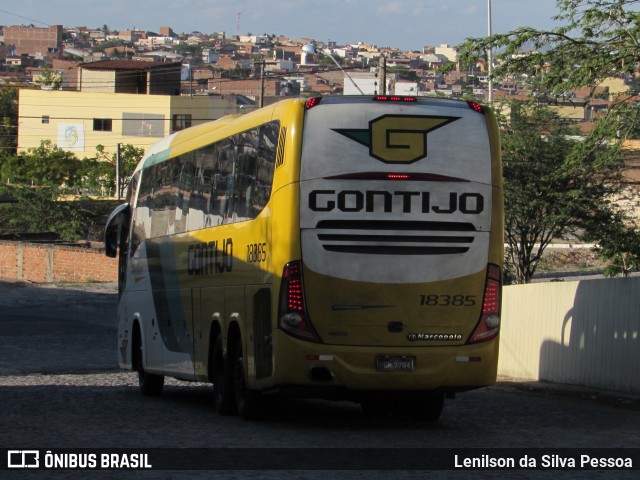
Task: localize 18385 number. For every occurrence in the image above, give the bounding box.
[247,242,267,263]
[420,295,476,306]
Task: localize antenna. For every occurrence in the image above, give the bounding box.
[237,11,241,32]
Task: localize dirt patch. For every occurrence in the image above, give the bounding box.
[537,247,608,273]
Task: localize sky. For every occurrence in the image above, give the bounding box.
[1,0,562,51]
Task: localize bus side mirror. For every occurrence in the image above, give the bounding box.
[104,203,131,258]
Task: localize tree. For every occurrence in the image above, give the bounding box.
[0,140,80,187]
[457,0,640,278]
[319,53,343,69]
[79,144,144,197]
[458,1,640,101]
[0,185,98,241]
[93,38,129,53]
[500,101,623,283]
[0,86,18,154]
[34,69,63,90]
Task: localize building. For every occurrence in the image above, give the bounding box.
[343,72,394,95]
[3,25,64,58]
[52,59,80,91]
[19,57,255,158]
[159,26,176,38]
[77,60,182,95]
[18,89,252,159]
[434,44,458,63]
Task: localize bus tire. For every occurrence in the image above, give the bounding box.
[233,336,264,420]
[212,334,236,415]
[360,395,392,417]
[409,392,445,422]
[133,329,164,396]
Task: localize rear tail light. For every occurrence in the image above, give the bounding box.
[467,101,484,113]
[374,95,417,102]
[467,264,501,344]
[278,261,322,343]
[305,97,322,109]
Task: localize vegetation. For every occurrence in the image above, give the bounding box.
[0,141,143,242]
[0,185,115,242]
[0,86,18,153]
[34,69,63,90]
[499,101,623,283]
[457,0,640,281]
[92,38,129,52]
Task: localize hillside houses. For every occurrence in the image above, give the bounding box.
[1,23,639,160]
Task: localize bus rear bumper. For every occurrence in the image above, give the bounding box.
[269,331,499,393]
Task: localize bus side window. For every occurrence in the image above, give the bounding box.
[217,139,237,222]
[253,122,278,215]
[236,130,259,219]
[131,167,154,256]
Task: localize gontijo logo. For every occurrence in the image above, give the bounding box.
[334,114,459,164]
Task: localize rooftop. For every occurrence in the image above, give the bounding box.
[79,60,181,71]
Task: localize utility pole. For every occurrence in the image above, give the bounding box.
[259,61,265,108]
[488,0,494,104]
[116,143,122,201]
[380,55,387,95]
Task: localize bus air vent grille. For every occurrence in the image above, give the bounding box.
[314,220,476,255]
[275,126,287,168]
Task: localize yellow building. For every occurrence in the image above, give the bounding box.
[18,89,251,159]
[18,60,254,159]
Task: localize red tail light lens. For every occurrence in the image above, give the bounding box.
[386,173,410,180]
[374,95,417,102]
[467,101,484,113]
[278,261,322,343]
[467,264,501,344]
[305,97,322,109]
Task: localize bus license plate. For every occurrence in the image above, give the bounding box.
[376,356,415,372]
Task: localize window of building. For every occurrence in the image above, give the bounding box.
[172,114,192,133]
[93,118,113,132]
[122,113,165,137]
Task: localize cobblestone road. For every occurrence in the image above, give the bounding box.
[1,281,639,480]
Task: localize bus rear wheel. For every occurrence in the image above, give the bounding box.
[360,395,392,417]
[212,334,235,415]
[133,332,164,396]
[408,392,445,422]
[233,336,264,420]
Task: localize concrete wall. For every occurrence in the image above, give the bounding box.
[0,241,117,283]
[500,277,640,393]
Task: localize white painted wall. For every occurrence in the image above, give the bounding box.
[499,277,640,393]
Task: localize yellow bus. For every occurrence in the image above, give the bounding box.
[105,95,503,421]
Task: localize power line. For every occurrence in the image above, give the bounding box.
[0,8,49,27]
[4,63,359,88]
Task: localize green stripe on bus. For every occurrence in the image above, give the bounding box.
[142,149,173,168]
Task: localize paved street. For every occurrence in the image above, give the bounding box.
[0,281,118,374]
[1,281,639,480]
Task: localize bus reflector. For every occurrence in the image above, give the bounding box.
[279,261,322,343]
[467,264,501,344]
[305,97,323,109]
